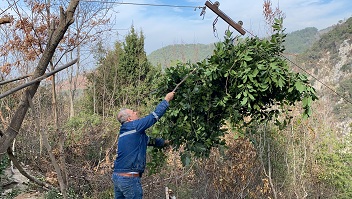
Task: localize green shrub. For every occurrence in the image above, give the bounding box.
[0,156,9,175]
[315,132,352,199]
[4,188,21,199]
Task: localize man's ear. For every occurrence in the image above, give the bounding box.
[126,117,132,122]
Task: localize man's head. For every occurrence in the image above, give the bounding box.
[117,108,139,124]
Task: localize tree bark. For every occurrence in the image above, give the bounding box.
[0,0,80,156]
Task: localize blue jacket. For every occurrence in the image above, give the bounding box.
[113,100,169,174]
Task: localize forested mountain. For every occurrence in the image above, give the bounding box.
[148,27,322,66]
[148,43,214,68]
[283,27,319,54]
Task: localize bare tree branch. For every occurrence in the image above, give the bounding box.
[0,74,32,86]
[7,147,55,190]
[0,58,77,99]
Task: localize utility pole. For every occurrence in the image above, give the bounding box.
[204,1,246,35]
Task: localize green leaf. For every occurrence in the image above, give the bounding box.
[241,97,248,106]
[243,56,253,61]
[252,69,259,77]
[248,93,255,100]
[236,93,242,99]
[295,81,305,93]
[270,63,278,70]
[180,153,191,166]
[288,86,294,93]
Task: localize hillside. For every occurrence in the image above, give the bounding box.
[283,27,319,54]
[148,27,322,67]
[147,43,215,68]
[1,16,352,199]
[297,17,352,131]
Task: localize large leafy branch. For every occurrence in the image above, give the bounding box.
[153,19,317,165]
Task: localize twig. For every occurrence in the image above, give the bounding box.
[172,68,197,92]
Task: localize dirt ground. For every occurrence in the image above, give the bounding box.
[13,192,44,199]
[1,167,44,199]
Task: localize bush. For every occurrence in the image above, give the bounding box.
[0,156,9,175]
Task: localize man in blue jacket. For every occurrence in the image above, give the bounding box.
[112,92,175,199]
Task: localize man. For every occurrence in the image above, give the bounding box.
[112,92,175,199]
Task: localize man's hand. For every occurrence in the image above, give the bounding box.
[164,92,175,102]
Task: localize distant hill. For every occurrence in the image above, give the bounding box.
[147,28,322,67]
[284,27,319,54]
[147,43,215,68]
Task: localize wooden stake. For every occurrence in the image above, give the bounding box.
[165,187,169,199]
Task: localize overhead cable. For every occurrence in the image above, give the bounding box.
[80,0,204,9]
[281,55,352,105]
[80,0,351,105]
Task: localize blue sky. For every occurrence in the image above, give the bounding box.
[109,0,352,54]
[1,0,351,55]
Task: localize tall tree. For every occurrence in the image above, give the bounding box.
[118,26,159,108]
[87,26,161,117]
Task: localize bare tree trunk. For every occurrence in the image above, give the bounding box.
[93,74,96,114]
[50,62,69,199]
[27,92,67,198]
[68,3,80,118]
[259,126,278,199]
[266,141,277,199]
[47,0,69,192]
[10,139,15,174]
[68,47,79,118]
[50,61,68,198]
[50,63,59,129]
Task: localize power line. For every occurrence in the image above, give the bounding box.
[281,55,352,105]
[81,0,351,105]
[80,1,204,9]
